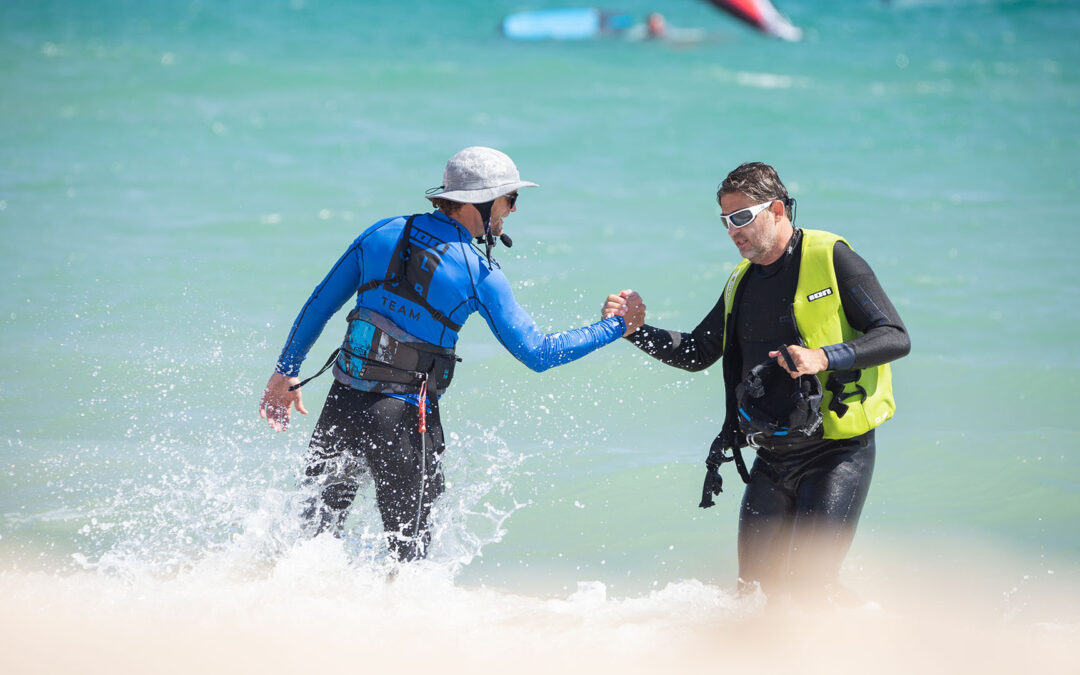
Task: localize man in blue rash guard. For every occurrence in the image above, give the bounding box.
[259,147,646,562]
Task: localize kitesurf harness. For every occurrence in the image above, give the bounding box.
[735,346,823,444]
[289,307,460,393]
[700,346,823,508]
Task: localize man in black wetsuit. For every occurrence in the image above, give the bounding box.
[607,162,910,601]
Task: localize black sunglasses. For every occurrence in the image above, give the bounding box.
[505,192,518,208]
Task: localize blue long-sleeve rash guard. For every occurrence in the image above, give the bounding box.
[275,210,625,386]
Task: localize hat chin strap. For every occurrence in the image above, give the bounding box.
[472,200,498,270]
[468,199,514,270]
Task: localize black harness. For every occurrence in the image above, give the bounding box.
[735,349,824,442]
[289,315,460,396]
[700,346,824,509]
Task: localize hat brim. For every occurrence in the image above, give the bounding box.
[425,180,538,204]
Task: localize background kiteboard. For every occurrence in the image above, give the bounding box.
[501,8,635,40]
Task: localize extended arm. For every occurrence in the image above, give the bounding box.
[475,270,625,372]
[625,296,727,373]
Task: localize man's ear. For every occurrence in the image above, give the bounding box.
[770,199,786,220]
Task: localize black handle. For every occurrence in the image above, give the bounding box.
[777,343,798,372]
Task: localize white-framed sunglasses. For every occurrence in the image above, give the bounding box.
[720,200,776,229]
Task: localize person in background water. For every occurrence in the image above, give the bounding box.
[604,162,909,603]
[645,12,667,39]
[260,146,645,562]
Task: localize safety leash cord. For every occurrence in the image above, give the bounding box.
[287,347,428,392]
[413,374,429,554]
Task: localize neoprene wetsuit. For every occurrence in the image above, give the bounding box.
[277,210,625,560]
[628,228,910,594]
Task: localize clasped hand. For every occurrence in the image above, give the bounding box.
[601,289,646,336]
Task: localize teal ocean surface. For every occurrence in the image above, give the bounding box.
[2,0,1078,671]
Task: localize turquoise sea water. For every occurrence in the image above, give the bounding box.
[2,0,1079,668]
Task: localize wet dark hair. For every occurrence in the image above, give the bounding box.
[429,198,464,216]
[717,162,794,220]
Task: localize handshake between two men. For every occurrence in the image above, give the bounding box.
[603,289,646,336]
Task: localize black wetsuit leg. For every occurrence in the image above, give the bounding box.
[302,382,368,536]
[737,461,795,593]
[738,432,876,595]
[789,435,875,590]
[302,380,445,562]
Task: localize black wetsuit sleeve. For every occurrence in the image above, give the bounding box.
[825,241,911,370]
[625,295,726,372]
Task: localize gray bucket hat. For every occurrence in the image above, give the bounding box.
[425,146,538,204]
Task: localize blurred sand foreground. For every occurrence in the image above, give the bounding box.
[1,540,1077,675]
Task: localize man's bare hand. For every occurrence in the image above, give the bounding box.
[259,372,308,432]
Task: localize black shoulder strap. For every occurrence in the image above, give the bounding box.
[357,215,462,333]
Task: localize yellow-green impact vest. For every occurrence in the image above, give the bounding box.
[722,228,895,440]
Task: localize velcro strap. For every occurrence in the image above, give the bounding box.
[825,370,864,418]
